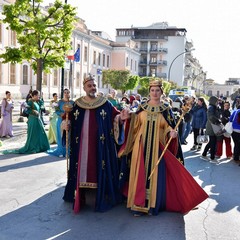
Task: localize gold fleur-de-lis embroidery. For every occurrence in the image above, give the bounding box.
[102,160,105,170]
[100,134,105,144]
[74,109,79,120]
[119,172,123,180]
[76,137,79,143]
[100,109,107,120]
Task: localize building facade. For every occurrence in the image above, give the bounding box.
[0,1,140,99]
[204,78,240,99]
[115,22,198,87]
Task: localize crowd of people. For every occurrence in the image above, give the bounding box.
[2,78,240,216]
[169,94,240,164]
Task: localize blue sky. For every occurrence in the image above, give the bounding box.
[45,0,240,84]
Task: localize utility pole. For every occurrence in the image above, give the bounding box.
[60,0,68,99]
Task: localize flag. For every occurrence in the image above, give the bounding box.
[74,48,80,62]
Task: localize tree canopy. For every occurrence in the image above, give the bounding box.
[137,77,172,97]
[0,0,77,92]
[102,69,140,93]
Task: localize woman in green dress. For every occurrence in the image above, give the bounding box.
[48,93,58,144]
[3,90,50,154]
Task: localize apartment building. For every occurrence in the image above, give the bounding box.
[115,22,197,87]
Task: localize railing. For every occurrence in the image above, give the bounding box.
[157,60,167,65]
[158,48,168,53]
[139,61,147,65]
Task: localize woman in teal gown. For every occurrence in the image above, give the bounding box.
[3,90,50,154]
[47,88,74,157]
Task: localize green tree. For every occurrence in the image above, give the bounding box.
[102,70,139,94]
[137,77,172,97]
[0,0,76,92]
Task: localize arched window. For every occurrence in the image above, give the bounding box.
[10,64,16,84]
[76,71,80,87]
[53,69,58,86]
[0,62,2,84]
[23,65,28,85]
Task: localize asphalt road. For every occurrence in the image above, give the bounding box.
[0,122,240,240]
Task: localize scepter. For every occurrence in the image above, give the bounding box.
[148,103,190,180]
[63,103,73,178]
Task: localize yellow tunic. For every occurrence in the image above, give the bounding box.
[121,102,172,212]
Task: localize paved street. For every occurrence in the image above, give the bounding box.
[0,120,240,240]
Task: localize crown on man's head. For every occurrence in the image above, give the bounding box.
[83,74,95,85]
[149,78,163,87]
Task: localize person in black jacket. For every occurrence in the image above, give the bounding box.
[215,101,233,159]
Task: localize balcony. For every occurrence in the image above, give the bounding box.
[149,61,158,66]
[156,73,167,78]
[139,48,148,52]
[157,60,167,66]
[135,35,168,41]
[150,48,158,53]
[158,48,168,53]
[139,60,147,65]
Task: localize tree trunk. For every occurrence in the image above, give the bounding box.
[36,58,43,93]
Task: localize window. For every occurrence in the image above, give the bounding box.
[103,54,105,67]
[93,51,96,65]
[135,60,137,71]
[98,53,101,66]
[107,55,110,68]
[150,67,156,77]
[130,59,133,70]
[141,42,148,51]
[76,71,80,87]
[208,90,212,96]
[64,69,68,86]
[84,46,88,62]
[126,57,129,66]
[43,72,47,86]
[150,55,157,63]
[22,65,28,85]
[10,30,16,46]
[0,23,2,44]
[10,64,16,84]
[0,62,2,84]
[98,75,101,88]
[53,69,58,86]
[150,42,158,51]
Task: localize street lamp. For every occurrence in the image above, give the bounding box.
[168,48,195,82]
[191,71,206,88]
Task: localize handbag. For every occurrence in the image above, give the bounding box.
[197,134,209,144]
[211,123,225,136]
[225,121,233,134]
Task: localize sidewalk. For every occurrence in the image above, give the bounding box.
[0,116,49,151]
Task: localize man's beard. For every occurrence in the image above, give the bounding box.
[88,92,96,98]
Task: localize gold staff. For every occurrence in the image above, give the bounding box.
[148,103,190,180]
[63,103,73,178]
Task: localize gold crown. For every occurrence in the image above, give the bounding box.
[149,78,163,87]
[83,74,95,85]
